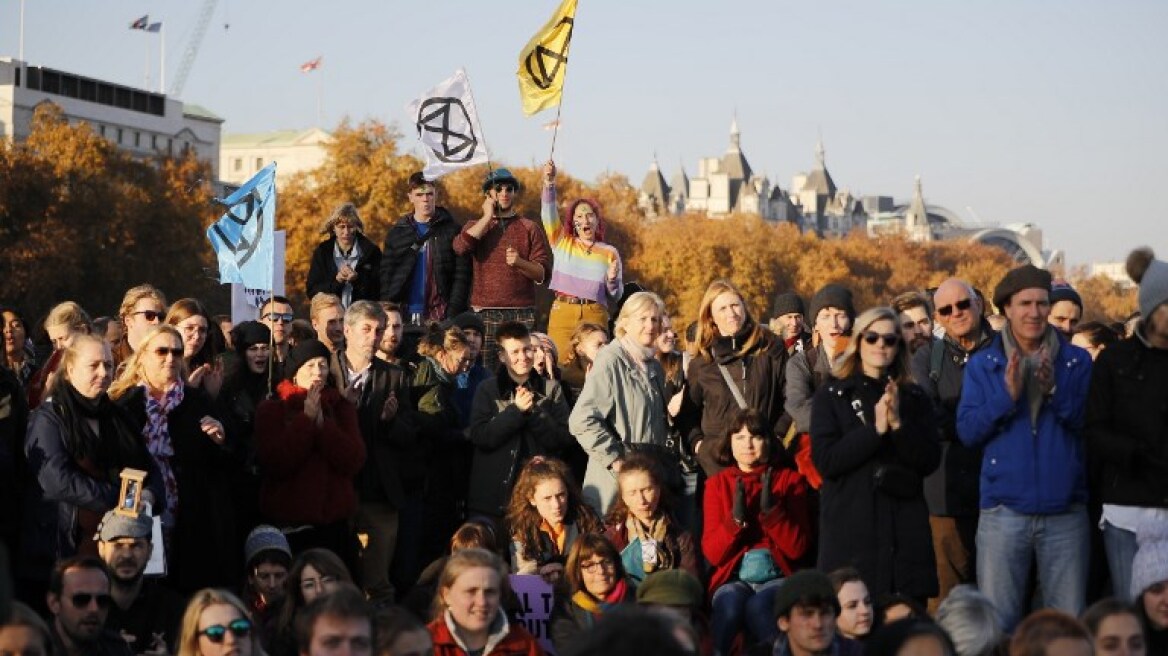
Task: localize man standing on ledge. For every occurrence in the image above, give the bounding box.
[453,168,552,371]
[957,264,1093,631]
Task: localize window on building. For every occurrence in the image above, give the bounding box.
[255,157,263,169]
[233,158,242,172]
[134,131,141,147]
[151,134,158,149]
[99,125,106,137]
[117,128,123,144]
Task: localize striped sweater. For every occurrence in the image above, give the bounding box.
[542,185,624,305]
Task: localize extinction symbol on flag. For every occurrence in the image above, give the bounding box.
[416,98,479,164]
[524,17,573,90]
[207,162,277,290]
[406,69,490,180]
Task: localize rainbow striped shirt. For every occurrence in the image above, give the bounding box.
[542,185,624,305]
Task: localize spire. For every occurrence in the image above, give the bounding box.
[815,135,826,169]
[906,174,929,230]
[730,113,740,150]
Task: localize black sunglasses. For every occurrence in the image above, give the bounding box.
[492,183,517,193]
[937,298,973,317]
[153,346,184,358]
[199,618,252,643]
[862,332,901,347]
[262,312,294,324]
[132,310,164,322]
[70,593,113,609]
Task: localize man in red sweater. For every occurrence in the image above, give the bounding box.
[453,168,552,371]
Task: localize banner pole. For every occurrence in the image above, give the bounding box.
[548,1,578,161]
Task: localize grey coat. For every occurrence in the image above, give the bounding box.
[568,340,668,514]
[783,343,837,433]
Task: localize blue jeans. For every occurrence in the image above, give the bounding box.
[1102,520,1139,601]
[976,504,1089,632]
[710,578,783,656]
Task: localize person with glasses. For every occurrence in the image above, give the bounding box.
[255,339,365,574]
[453,168,552,371]
[113,284,168,367]
[549,533,636,651]
[176,588,261,656]
[46,555,132,656]
[258,296,296,377]
[270,549,354,656]
[539,160,624,367]
[811,307,941,609]
[909,278,995,613]
[110,326,236,595]
[957,265,1093,631]
[95,509,186,654]
[166,298,224,400]
[20,335,159,607]
[307,203,383,309]
[380,173,471,326]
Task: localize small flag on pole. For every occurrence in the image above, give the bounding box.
[146,22,162,33]
[300,57,322,73]
[542,119,561,131]
[405,68,490,180]
[130,15,149,30]
[517,0,577,116]
[207,163,277,290]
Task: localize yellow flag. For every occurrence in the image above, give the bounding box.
[516,0,577,116]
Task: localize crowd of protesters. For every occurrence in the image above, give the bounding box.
[2,164,1168,656]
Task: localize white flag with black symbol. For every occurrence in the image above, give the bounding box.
[405,68,490,180]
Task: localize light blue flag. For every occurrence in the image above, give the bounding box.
[207,162,277,290]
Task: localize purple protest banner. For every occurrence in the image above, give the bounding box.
[508,574,557,654]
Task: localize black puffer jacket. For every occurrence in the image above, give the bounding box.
[810,374,941,599]
[306,233,382,303]
[379,209,470,319]
[1084,330,1168,508]
[683,320,790,475]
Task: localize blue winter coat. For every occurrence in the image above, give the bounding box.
[956,331,1092,514]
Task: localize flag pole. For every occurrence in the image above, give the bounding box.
[18,0,25,61]
[548,3,578,162]
[316,67,323,127]
[160,25,166,94]
[462,69,495,179]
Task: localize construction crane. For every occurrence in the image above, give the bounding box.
[168,0,218,98]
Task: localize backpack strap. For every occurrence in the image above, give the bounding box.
[717,364,749,410]
[929,339,945,383]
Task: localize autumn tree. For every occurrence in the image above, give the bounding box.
[0,103,221,328]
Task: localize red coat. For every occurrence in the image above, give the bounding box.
[701,464,811,596]
[428,616,544,656]
[255,381,366,525]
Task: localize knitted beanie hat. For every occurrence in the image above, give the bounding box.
[1126,247,1168,319]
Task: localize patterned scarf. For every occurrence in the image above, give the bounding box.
[142,382,184,530]
[626,514,673,573]
[1000,325,1061,426]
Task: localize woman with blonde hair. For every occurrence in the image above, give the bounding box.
[685,278,793,479]
[306,202,382,307]
[20,334,159,591]
[26,301,92,408]
[110,325,237,593]
[177,588,264,656]
[166,298,223,399]
[428,548,542,656]
[569,291,670,514]
[810,306,941,604]
[507,456,601,578]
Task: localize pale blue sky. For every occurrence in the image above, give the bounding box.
[4,0,1166,266]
